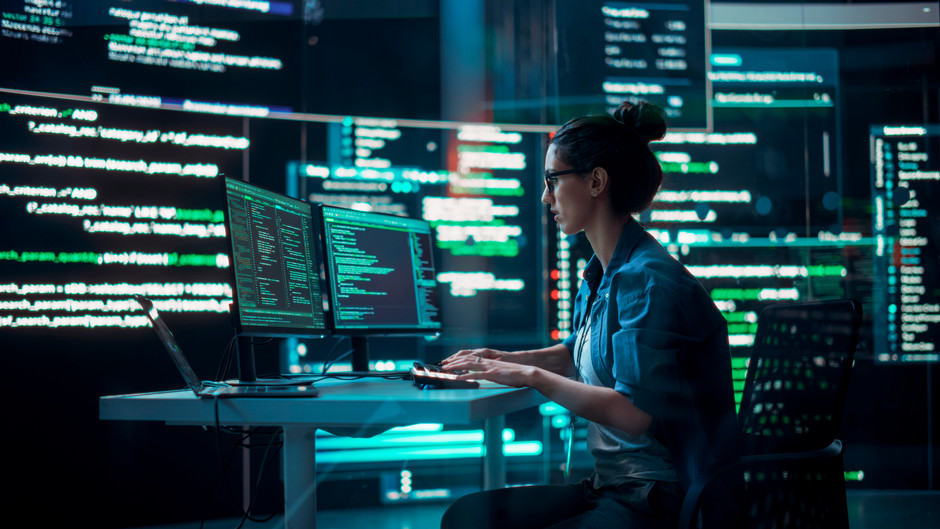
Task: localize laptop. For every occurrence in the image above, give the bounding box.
[135,295,319,398]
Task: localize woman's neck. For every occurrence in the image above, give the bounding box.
[585,212,633,271]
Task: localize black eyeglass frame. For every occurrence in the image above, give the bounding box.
[543,167,589,193]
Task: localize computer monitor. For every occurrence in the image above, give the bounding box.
[222,177,328,380]
[319,205,442,371]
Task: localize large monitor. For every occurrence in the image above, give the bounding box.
[319,205,442,371]
[223,177,328,379]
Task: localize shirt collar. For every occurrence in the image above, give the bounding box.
[582,219,646,293]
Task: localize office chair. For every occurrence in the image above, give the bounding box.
[678,299,863,529]
[739,298,862,454]
[678,439,849,529]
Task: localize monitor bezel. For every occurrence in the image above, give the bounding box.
[221,176,330,339]
[317,204,443,338]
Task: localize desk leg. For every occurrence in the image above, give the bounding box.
[483,416,506,490]
[282,426,318,529]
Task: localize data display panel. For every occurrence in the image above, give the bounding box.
[676,47,844,234]
[0,89,239,335]
[871,125,940,363]
[555,0,710,129]
[1,0,302,112]
[294,117,548,352]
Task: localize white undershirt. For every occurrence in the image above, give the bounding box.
[573,314,678,487]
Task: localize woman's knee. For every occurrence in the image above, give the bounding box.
[440,491,496,529]
[441,485,587,529]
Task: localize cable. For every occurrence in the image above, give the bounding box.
[209,397,285,526]
[214,335,238,382]
[319,336,354,374]
[214,335,276,382]
[213,397,245,521]
[235,430,282,528]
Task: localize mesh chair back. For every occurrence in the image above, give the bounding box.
[739,299,862,454]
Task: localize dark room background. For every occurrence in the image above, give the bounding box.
[0,0,937,526]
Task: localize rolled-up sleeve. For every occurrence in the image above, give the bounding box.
[609,284,682,418]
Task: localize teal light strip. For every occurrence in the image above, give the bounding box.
[317,427,516,450]
[504,442,542,456]
[670,237,875,248]
[712,100,835,108]
[539,402,567,416]
[316,441,543,464]
[316,432,484,450]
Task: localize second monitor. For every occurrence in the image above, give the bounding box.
[319,205,442,371]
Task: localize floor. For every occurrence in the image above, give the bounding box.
[845,490,938,529]
[131,490,938,529]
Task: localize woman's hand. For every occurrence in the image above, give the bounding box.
[442,346,652,436]
[440,348,508,369]
[442,355,538,388]
[440,343,577,382]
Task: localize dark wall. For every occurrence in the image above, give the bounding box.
[0,2,937,527]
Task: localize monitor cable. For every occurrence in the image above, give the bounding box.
[209,397,284,527]
[319,336,355,374]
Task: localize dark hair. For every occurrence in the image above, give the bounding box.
[549,101,667,214]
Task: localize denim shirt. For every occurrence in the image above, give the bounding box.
[562,219,739,490]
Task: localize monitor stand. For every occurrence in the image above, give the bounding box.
[236,335,258,383]
[232,335,301,386]
[350,336,371,372]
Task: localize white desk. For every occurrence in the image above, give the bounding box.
[99,378,546,529]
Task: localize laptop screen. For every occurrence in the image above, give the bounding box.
[135,295,204,393]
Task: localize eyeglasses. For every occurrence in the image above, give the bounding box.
[543,168,588,194]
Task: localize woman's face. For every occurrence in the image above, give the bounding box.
[542,143,594,235]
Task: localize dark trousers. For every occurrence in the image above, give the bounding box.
[440,478,683,529]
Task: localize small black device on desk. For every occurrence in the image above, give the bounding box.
[411,362,480,389]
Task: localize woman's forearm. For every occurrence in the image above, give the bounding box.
[504,343,576,377]
[529,369,652,437]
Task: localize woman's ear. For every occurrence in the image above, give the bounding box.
[590,167,610,196]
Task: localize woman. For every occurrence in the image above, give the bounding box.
[440,101,739,528]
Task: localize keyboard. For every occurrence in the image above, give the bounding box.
[411,363,480,389]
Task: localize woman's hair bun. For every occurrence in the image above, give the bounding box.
[612,101,667,143]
